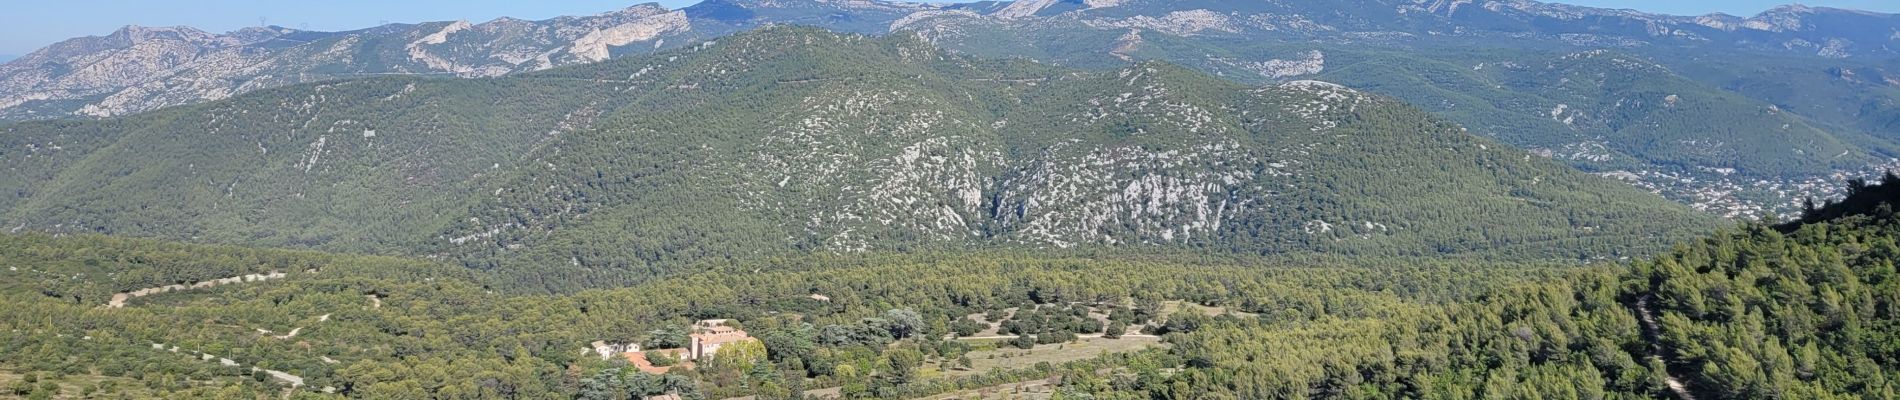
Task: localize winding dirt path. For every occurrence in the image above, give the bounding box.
[108,272,375,395]
[147,342,305,388]
[106,271,290,308]
[1636,295,1697,400]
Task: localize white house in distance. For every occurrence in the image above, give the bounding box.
[590,341,641,360]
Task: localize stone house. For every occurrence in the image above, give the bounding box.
[664,319,756,361]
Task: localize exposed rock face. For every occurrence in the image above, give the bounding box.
[1236,50,1325,80]
[1109,29,1144,61]
[738,88,1003,250]
[406,21,481,76]
[0,26,281,118]
[0,5,691,119]
[993,0,1064,20]
[994,139,1263,248]
[568,11,692,62]
[5,0,1895,122]
[1084,9,1241,36]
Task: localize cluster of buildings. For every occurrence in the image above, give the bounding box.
[593,319,758,374]
[682,319,754,361]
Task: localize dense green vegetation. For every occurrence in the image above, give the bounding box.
[0,27,1718,293]
[1631,175,1900,398]
[0,236,1710,398]
[8,14,1900,400]
[1792,172,1900,228]
[1318,47,1881,177]
[0,176,1894,398]
[922,9,1900,183]
[0,230,1644,399]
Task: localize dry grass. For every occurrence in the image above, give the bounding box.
[914,379,1060,400]
[1160,300,1256,318]
[930,336,1162,378]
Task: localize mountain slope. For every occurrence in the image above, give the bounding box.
[2,76,612,254]
[9,0,1897,122]
[5,0,1896,219]
[0,4,694,120]
[0,28,1717,288]
[889,0,1900,215]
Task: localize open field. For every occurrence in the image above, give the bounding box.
[914,379,1059,400]
[930,336,1163,378]
[1160,300,1257,318]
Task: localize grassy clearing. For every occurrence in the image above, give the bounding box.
[930,336,1163,378]
[1160,300,1256,318]
[914,379,1059,400]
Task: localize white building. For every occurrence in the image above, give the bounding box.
[590,341,641,360]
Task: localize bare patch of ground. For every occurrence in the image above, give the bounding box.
[931,336,1163,378]
[914,379,1059,400]
[1160,300,1256,318]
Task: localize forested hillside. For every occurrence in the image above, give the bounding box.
[1,2,1897,399]
[907,9,1900,217]
[0,232,1662,399]
[0,27,1717,291]
[0,176,1894,398]
[8,0,1900,218]
[1625,175,1900,398]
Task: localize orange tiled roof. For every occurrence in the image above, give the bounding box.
[623,349,691,374]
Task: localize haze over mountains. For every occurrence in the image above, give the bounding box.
[2,0,1898,219]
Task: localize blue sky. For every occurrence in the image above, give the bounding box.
[2,0,1895,56]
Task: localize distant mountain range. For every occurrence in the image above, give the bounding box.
[2,0,1897,217]
[0,28,1716,287]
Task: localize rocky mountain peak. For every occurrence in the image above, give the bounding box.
[106,25,217,45]
[1763,4,1816,15]
[1744,5,1819,31]
[624,2,672,13]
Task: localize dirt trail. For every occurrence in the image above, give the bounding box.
[147,342,305,388]
[106,271,290,308]
[103,270,366,395]
[264,314,330,340]
[1636,295,1697,400]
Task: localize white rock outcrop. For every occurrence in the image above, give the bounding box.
[569,11,692,62]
